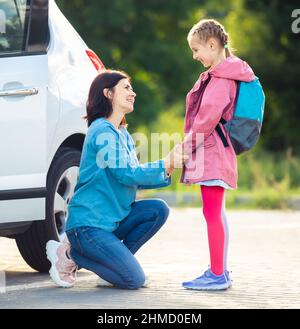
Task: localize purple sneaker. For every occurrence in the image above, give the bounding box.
[182,269,230,291]
[225,270,233,288]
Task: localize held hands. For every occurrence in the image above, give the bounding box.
[163,143,189,176]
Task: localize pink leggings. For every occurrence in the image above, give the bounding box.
[200,185,229,276]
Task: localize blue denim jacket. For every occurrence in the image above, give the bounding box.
[66,118,170,232]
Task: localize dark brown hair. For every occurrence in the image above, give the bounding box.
[84,69,130,127]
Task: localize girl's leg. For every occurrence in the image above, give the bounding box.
[114,199,169,254]
[200,185,225,275]
[221,193,229,271]
[67,227,145,289]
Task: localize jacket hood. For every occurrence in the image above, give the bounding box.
[209,56,255,82]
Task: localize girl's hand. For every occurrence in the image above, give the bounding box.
[163,143,189,174]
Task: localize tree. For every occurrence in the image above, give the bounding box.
[56,0,300,154]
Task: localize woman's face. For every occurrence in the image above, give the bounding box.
[111,78,136,114]
[188,36,215,68]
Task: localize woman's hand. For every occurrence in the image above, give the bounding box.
[163,143,189,176]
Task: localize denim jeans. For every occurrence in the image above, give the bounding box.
[66,199,169,289]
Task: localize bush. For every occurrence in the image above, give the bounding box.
[135,109,300,209]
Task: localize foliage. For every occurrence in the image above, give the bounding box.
[56,0,300,155]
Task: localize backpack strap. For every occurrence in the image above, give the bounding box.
[215,81,241,148]
[216,120,229,147]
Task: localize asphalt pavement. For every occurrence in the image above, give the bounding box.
[0,208,299,309]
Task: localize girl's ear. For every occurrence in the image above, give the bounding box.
[208,37,217,50]
[103,88,111,99]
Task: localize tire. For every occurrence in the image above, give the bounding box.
[16,147,81,272]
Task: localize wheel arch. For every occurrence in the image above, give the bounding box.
[59,133,85,152]
[48,133,85,174]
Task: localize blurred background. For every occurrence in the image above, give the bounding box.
[57,0,300,209]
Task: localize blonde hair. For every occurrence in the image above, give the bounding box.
[188,19,232,58]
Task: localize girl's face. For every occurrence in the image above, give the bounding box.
[111,78,136,114]
[188,36,219,68]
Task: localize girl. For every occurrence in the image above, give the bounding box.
[46,70,188,290]
[181,19,255,290]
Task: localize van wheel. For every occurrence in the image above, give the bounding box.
[15,147,81,272]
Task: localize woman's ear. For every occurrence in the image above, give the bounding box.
[103,88,111,99]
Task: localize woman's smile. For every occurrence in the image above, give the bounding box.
[127,98,135,104]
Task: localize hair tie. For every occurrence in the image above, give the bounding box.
[224,44,229,49]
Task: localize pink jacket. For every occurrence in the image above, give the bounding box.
[181,56,255,188]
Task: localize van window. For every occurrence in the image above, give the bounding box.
[0,0,30,55]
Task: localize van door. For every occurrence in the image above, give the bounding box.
[0,0,48,223]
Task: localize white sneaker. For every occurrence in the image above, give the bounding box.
[96,275,150,288]
[46,240,77,288]
[96,277,114,287]
[142,276,151,288]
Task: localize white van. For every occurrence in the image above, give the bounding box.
[0,0,104,272]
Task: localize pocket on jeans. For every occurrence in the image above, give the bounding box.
[68,229,84,255]
[80,226,96,244]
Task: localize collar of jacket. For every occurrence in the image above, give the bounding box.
[200,70,211,82]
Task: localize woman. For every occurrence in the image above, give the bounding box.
[46,70,187,290]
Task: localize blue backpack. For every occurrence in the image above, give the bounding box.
[216,77,265,155]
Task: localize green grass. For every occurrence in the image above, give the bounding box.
[138,187,300,209]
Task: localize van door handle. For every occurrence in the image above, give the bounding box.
[0,88,39,97]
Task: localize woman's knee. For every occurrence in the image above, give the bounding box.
[155,199,170,224]
[122,271,145,290]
